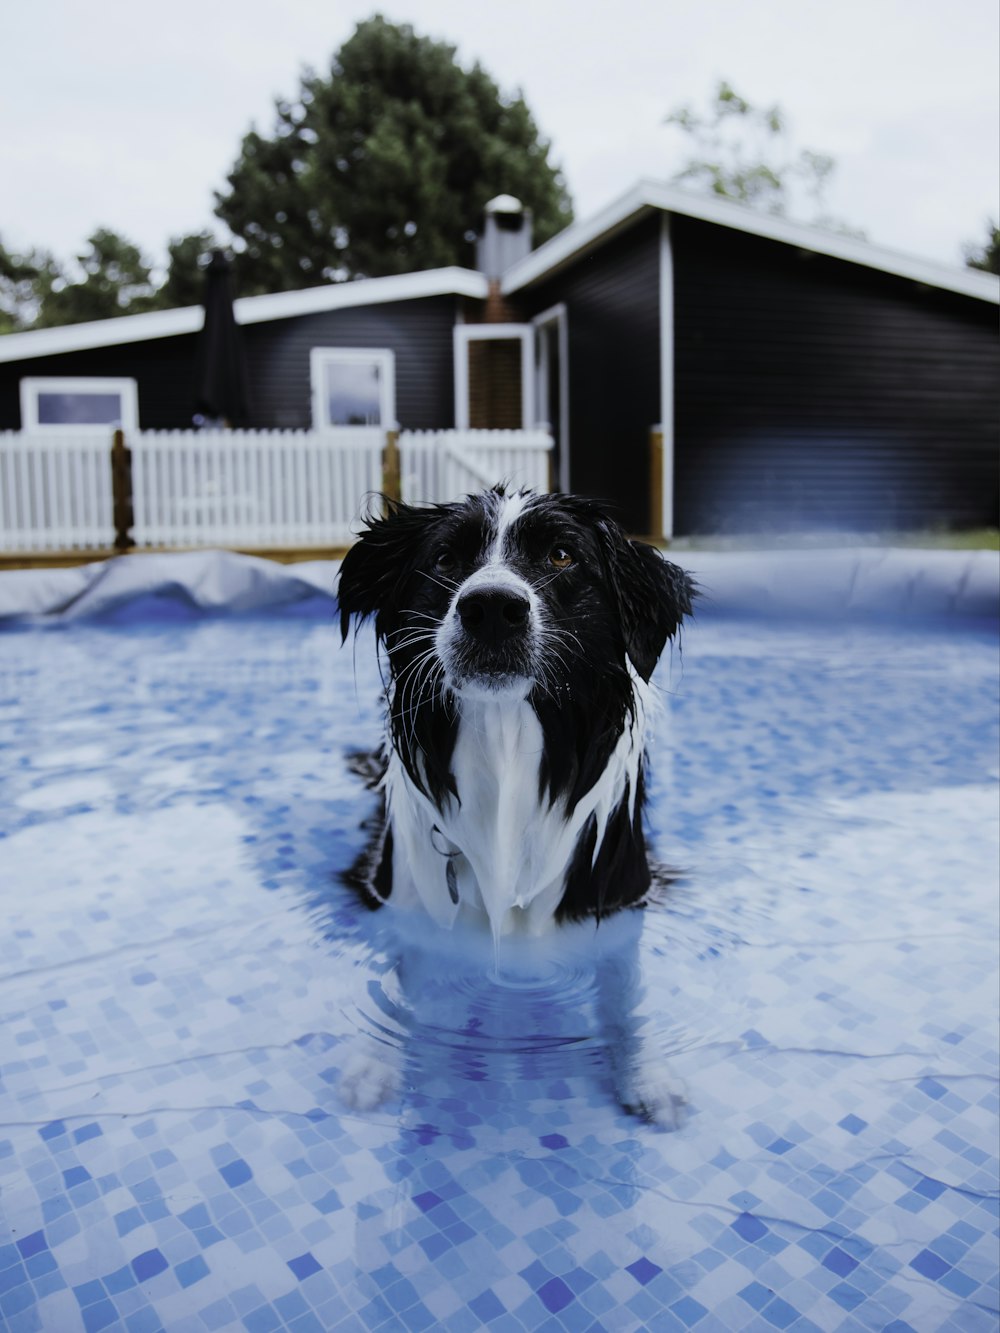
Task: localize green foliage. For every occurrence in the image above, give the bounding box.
[0,226,223,331]
[31,228,161,328]
[963,220,1000,275]
[665,80,862,236]
[214,15,573,294]
[0,237,61,332]
[158,231,219,308]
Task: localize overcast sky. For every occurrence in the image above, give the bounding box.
[3,0,997,278]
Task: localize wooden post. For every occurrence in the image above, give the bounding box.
[382,428,401,511]
[648,426,664,542]
[110,429,135,551]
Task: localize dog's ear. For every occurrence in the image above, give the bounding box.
[338,500,442,641]
[598,521,695,680]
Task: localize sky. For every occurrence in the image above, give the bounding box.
[3,0,998,279]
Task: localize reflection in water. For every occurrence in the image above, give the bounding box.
[336,902,703,1131]
[338,906,672,1295]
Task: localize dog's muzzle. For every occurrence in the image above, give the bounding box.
[439,573,538,691]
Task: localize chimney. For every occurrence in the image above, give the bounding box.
[475,195,533,278]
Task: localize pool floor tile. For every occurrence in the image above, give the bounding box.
[0,614,996,1331]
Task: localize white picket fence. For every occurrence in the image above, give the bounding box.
[130,427,384,549]
[399,428,552,505]
[0,426,553,553]
[0,431,114,552]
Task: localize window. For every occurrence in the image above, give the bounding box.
[453,325,534,430]
[310,349,395,429]
[20,377,138,432]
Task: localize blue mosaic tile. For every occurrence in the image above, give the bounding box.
[626,1256,663,1286]
[288,1252,323,1281]
[131,1249,169,1282]
[81,1300,120,1332]
[0,610,996,1331]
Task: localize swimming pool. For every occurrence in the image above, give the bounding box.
[0,550,997,1332]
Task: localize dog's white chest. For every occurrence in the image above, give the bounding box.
[385,697,560,935]
[445,698,554,926]
[384,681,649,940]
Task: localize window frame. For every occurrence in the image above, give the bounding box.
[309,347,396,430]
[19,376,139,433]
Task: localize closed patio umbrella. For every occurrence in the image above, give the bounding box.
[194,250,249,427]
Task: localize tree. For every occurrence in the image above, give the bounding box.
[0,227,223,332]
[214,16,573,294]
[964,220,1000,275]
[664,80,862,236]
[0,237,62,333]
[157,231,219,308]
[32,228,160,328]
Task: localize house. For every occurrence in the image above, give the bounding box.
[1,183,996,538]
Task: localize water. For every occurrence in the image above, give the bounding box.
[0,611,997,1331]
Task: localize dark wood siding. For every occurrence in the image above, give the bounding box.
[0,296,459,431]
[672,216,999,534]
[0,334,199,431]
[519,214,661,534]
[242,296,457,429]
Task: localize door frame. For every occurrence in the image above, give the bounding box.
[453,324,534,430]
[531,302,569,493]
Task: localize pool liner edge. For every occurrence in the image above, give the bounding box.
[0,546,996,626]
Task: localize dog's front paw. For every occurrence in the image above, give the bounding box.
[338,1045,402,1112]
[617,1064,688,1131]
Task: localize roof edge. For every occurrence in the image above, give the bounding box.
[501,179,1000,303]
[234,266,488,326]
[0,306,204,365]
[0,267,490,365]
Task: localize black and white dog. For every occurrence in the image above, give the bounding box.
[337,486,695,1122]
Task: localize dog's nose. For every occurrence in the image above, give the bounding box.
[456,589,530,646]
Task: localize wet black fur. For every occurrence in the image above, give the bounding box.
[338,488,695,922]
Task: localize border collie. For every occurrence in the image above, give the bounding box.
[337,486,695,1122]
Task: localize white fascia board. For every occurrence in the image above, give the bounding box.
[501,183,653,295]
[234,267,489,325]
[0,267,491,365]
[639,181,1000,302]
[0,306,205,364]
[502,179,1000,305]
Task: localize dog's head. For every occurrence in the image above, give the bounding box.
[338,487,694,701]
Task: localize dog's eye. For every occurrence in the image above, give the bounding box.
[548,547,574,569]
[433,549,456,573]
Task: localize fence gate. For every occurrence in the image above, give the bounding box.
[398,429,552,506]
